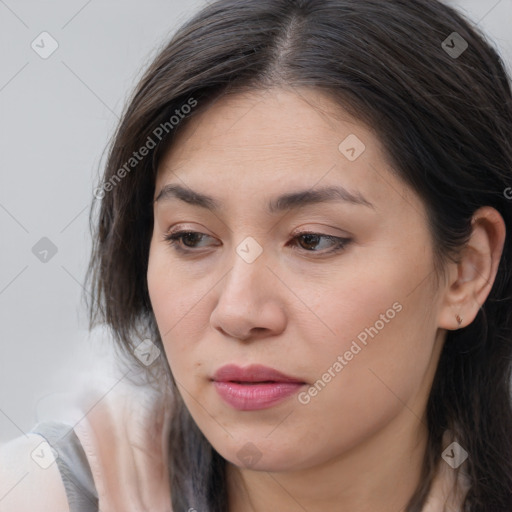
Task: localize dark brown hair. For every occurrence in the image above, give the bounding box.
[86,0,512,510]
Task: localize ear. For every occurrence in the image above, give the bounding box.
[438,206,506,330]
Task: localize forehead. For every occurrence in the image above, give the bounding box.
[155,87,419,218]
[159,88,366,168]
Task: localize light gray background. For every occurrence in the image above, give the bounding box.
[1,0,511,443]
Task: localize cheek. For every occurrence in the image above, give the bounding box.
[294,257,420,352]
[287,280,437,465]
[296,237,438,394]
[148,238,199,327]
[147,240,211,374]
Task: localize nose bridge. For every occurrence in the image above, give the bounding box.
[213,237,284,325]
[209,237,289,340]
[221,238,270,301]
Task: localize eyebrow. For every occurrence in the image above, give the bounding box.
[154,183,374,213]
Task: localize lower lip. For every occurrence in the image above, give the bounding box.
[213,381,304,410]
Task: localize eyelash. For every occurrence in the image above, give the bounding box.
[163,230,351,256]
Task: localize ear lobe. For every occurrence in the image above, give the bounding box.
[438,207,505,331]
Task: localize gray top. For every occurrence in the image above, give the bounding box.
[30,421,99,512]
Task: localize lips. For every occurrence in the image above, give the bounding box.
[211,364,306,411]
[212,364,305,384]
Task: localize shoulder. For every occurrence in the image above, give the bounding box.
[0,376,174,512]
[0,432,70,512]
[71,378,174,511]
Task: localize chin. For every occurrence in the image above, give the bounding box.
[217,438,313,473]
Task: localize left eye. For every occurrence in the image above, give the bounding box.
[291,233,350,252]
[163,231,350,254]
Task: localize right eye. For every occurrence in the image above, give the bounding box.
[163,230,219,253]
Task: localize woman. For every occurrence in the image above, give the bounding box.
[1,0,511,510]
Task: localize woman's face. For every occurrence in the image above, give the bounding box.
[148,87,446,472]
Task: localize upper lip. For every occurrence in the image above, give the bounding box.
[212,364,305,384]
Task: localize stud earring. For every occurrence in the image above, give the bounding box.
[456,314,463,327]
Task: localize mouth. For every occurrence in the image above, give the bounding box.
[211,364,306,410]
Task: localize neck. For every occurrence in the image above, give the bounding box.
[227,409,428,512]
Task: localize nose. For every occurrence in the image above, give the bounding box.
[210,249,287,342]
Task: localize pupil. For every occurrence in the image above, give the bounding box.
[183,233,201,247]
[301,234,319,250]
